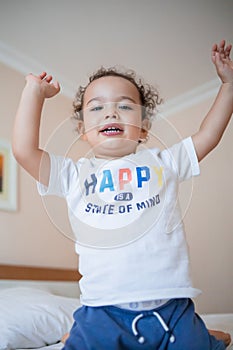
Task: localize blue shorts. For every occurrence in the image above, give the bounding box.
[62,298,226,350]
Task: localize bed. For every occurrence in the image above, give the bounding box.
[0,264,232,350]
[0,264,82,350]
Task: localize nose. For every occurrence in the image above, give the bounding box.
[104,102,119,119]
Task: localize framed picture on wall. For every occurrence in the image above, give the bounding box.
[0,139,18,211]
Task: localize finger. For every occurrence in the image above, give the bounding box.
[218,39,233,60]
[39,72,47,79]
[219,39,226,52]
[213,51,224,68]
[218,40,227,59]
[211,44,218,63]
[211,44,219,63]
[53,81,60,91]
[215,52,222,63]
[212,43,218,53]
[45,75,53,83]
[211,51,216,64]
[225,44,232,59]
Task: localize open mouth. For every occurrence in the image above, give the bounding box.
[99,124,124,136]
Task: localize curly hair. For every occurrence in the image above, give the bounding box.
[72,66,162,129]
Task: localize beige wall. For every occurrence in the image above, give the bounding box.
[0,62,78,269]
[0,62,232,314]
[151,99,233,314]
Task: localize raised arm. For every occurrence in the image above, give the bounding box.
[192,40,233,162]
[12,72,60,185]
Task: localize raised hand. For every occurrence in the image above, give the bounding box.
[25,72,60,98]
[212,40,233,84]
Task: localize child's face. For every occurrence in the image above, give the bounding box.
[81,76,147,158]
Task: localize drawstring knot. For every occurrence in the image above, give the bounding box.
[131,311,176,344]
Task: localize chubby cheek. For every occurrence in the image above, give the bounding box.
[127,116,144,139]
[128,125,141,138]
[83,129,99,146]
[83,116,97,133]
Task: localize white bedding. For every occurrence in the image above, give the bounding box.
[27,314,233,350]
[0,286,80,350]
[0,281,232,349]
[17,313,233,350]
[18,343,63,350]
[18,314,233,350]
[19,343,64,350]
[202,314,233,349]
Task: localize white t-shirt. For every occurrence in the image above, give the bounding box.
[38,137,201,306]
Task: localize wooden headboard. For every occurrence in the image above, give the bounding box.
[0,264,82,281]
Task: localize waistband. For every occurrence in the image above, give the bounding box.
[115,299,170,311]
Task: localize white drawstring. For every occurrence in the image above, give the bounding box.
[131,311,175,344]
[153,312,176,343]
[132,313,145,344]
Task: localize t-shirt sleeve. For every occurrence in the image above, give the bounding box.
[160,136,200,182]
[37,153,78,197]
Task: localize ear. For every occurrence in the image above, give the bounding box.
[76,121,87,141]
[139,118,151,142]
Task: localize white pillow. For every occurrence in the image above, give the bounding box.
[0,287,80,349]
